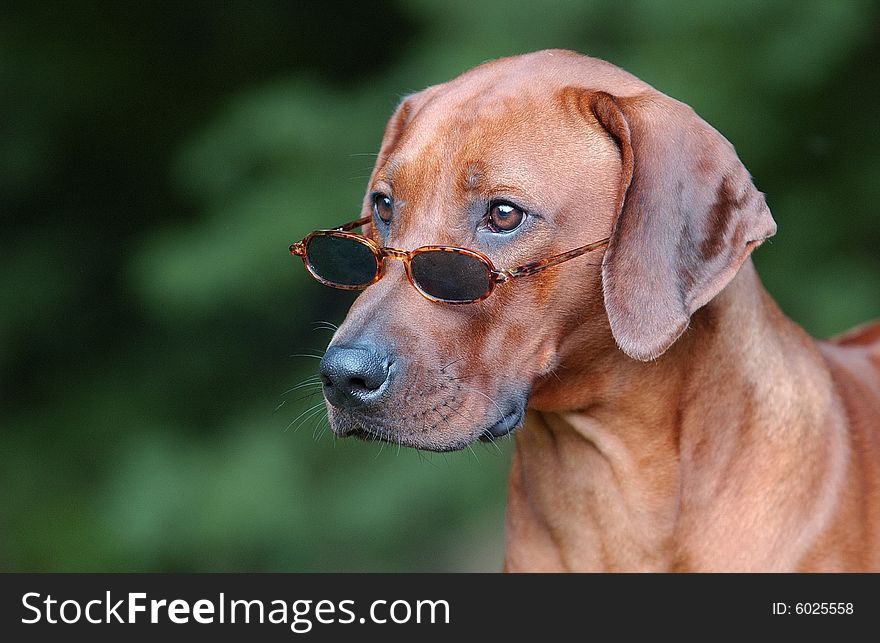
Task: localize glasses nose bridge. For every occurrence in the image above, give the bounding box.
[379,247,411,263]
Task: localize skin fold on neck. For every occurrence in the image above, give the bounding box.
[504,261,849,571]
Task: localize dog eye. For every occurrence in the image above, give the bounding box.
[487,201,526,233]
[372,193,393,222]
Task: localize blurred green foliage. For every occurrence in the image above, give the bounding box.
[2,0,878,571]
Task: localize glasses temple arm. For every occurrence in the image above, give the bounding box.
[335,215,373,232]
[289,215,374,256]
[495,237,610,282]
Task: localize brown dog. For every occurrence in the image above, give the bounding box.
[313,50,880,571]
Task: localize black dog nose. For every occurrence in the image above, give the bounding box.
[320,343,392,408]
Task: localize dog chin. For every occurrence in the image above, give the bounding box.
[327,401,526,453]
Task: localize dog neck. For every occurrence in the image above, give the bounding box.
[505,260,845,571]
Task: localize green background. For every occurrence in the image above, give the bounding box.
[2,0,878,571]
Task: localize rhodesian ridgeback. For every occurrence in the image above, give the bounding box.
[298,50,880,571]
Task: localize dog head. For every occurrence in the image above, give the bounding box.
[317,50,775,451]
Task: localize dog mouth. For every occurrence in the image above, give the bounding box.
[328,396,527,452]
[479,405,525,441]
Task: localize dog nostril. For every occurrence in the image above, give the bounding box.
[319,343,393,408]
[349,377,369,391]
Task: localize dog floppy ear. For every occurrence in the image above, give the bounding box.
[363,91,436,241]
[375,96,415,168]
[586,91,776,361]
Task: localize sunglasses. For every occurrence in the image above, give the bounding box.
[289,215,609,304]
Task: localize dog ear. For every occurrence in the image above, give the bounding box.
[362,94,420,241]
[586,91,776,361]
[375,96,415,167]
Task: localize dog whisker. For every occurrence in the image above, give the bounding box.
[316,414,330,437]
[287,385,324,398]
[447,372,492,382]
[295,403,329,434]
[295,403,328,432]
[285,400,327,433]
[311,322,339,334]
[312,412,330,441]
[287,388,323,405]
[439,355,467,372]
[281,377,323,396]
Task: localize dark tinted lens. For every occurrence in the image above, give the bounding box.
[305,235,378,287]
[409,250,493,302]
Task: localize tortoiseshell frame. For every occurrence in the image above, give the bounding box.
[289,215,610,304]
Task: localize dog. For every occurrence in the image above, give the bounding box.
[308,50,880,571]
